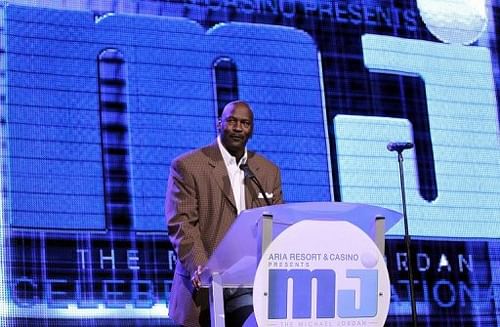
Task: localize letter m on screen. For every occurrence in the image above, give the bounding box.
[268,269,336,319]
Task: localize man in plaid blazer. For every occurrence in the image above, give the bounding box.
[166,100,284,326]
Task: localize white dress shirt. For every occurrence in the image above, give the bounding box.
[217,136,247,214]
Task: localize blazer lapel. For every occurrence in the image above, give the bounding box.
[245,153,262,209]
[244,178,256,209]
[205,142,237,211]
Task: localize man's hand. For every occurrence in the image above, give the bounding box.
[191,265,203,289]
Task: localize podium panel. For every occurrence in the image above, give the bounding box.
[253,220,391,325]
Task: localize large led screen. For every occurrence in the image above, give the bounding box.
[0,0,499,325]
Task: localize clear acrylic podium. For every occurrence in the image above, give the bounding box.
[199,202,402,327]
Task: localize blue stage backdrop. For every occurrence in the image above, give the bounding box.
[0,0,499,325]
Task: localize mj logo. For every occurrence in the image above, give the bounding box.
[268,268,378,319]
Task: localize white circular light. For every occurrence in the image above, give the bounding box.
[417,0,488,45]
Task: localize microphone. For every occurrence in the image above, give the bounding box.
[240,163,271,206]
[387,141,414,152]
[240,163,255,179]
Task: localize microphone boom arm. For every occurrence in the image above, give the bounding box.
[240,164,272,206]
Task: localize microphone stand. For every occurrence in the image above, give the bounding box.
[394,149,418,327]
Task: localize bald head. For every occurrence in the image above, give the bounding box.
[218,100,254,161]
[221,100,253,120]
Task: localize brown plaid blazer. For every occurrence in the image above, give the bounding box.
[165,141,283,327]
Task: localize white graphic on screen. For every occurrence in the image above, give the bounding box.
[417,0,487,45]
[342,34,500,237]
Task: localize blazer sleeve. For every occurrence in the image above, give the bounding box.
[272,166,284,205]
[165,158,208,276]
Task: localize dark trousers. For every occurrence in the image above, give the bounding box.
[223,288,253,326]
[195,288,253,327]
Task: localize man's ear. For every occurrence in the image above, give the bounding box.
[216,118,221,133]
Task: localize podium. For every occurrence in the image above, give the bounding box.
[199,202,402,327]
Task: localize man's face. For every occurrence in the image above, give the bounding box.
[218,103,253,157]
